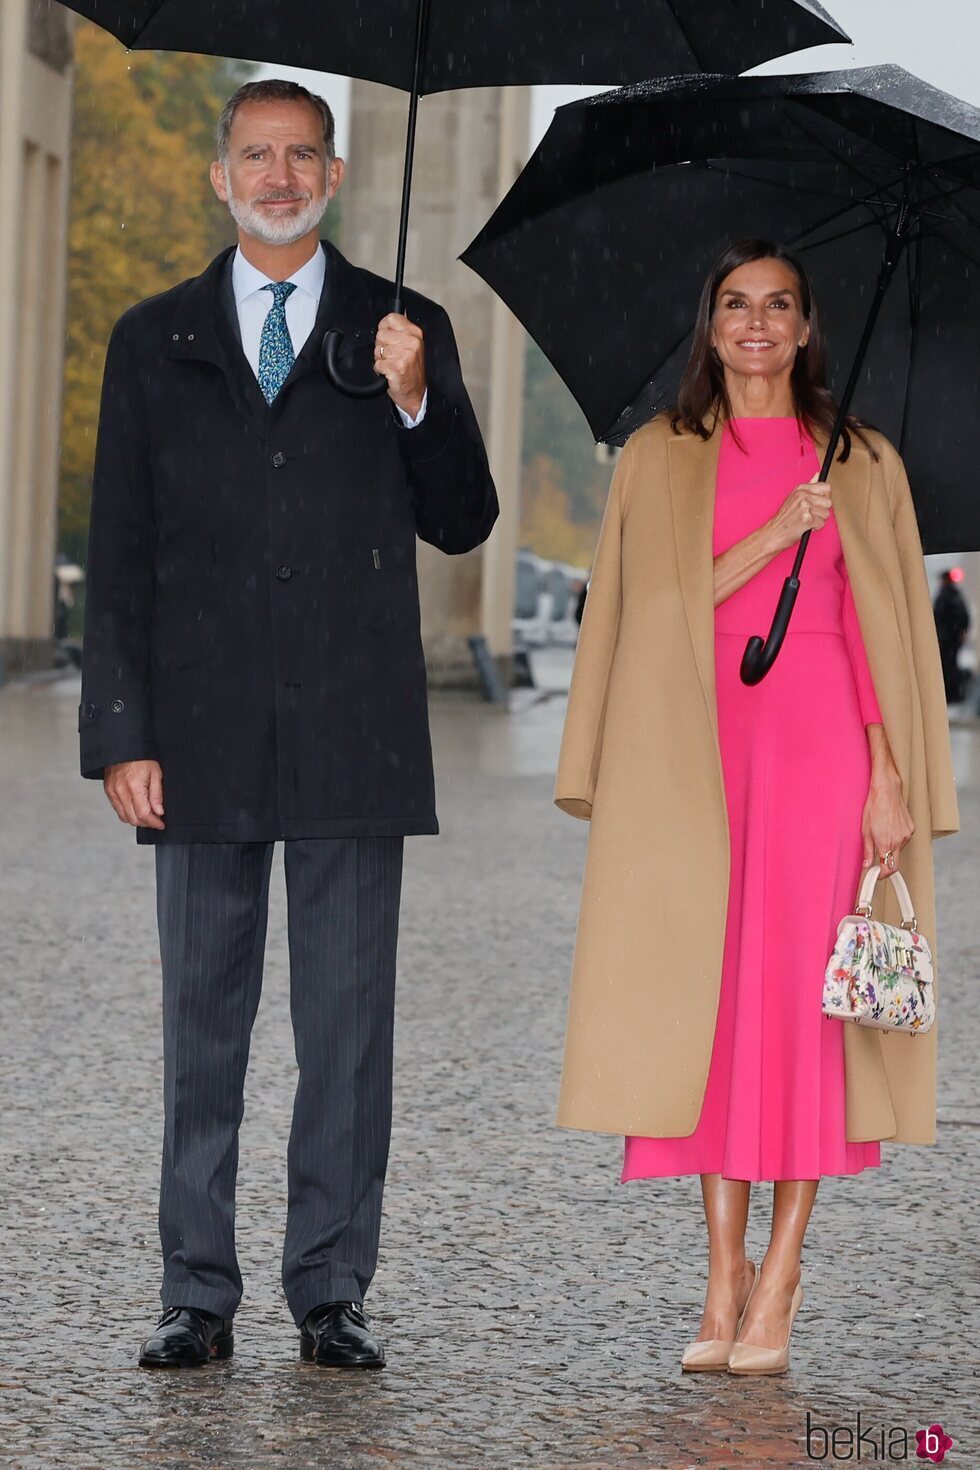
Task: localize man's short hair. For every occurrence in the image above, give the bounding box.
[216,79,336,164]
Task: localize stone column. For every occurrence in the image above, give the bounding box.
[0,0,74,677]
[341,81,528,688]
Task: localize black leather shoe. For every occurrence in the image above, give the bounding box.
[138,1307,234,1368]
[299,1302,385,1368]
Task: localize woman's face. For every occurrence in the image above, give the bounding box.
[709,257,810,385]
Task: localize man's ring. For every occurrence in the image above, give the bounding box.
[379,344,386,359]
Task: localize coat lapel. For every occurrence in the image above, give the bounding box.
[276,239,378,398]
[164,246,269,434]
[163,240,379,435]
[668,425,723,738]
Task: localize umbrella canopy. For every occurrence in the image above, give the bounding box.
[461,66,980,556]
[59,0,849,396]
[59,1,848,90]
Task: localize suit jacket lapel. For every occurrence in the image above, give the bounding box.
[668,425,723,739]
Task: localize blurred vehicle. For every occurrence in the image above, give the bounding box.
[513,550,588,648]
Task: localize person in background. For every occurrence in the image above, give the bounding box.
[933,569,970,704]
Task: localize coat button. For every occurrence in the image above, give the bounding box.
[271,451,286,468]
[111,698,125,713]
[276,565,292,581]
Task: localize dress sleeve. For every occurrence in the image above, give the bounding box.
[841,564,883,727]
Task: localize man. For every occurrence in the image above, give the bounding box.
[79,79,498,1370]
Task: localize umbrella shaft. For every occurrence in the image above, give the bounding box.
[791,201,915,580]
[793,272,889,576]
[393,0,432,313]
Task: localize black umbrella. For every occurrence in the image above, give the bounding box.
[60,0,848,397]
[461,66,980,682]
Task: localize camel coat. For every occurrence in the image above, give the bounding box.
[554,414,959,1145]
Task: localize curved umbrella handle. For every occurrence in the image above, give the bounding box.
[322,0,431,401]
[322,329,390,400]
[738,182,916,687]
[739,571,803,685]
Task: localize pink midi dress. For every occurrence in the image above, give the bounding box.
[623,417,883,1183]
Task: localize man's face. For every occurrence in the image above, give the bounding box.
[210,98,345,247]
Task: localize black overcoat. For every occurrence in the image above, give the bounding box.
[79,240,498,843]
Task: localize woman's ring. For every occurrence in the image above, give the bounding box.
[883,850,895,867]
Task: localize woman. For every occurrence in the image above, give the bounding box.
[554,241,959,1375]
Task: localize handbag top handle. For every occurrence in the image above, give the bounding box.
[853,866,917,930]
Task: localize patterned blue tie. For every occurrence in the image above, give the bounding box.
[257,281,297,404]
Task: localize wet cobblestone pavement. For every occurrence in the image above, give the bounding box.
[1,665,978,1469]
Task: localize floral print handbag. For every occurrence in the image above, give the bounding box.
[823,868,935,1034]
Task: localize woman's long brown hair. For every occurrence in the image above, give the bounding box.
[671,239,876,462]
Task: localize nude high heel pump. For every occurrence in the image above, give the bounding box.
[681,1260,759,1372]
[727,1280,804,1375]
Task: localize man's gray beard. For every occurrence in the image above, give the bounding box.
[224,171,330,246]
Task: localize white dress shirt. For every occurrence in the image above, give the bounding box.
[231,245,427,427]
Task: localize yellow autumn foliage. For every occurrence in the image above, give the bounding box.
[59,23,249,558]
[520,454,601,569]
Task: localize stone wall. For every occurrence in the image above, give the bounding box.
[27,0,72,72]
[343,83,527,688]
[0,0,74,674]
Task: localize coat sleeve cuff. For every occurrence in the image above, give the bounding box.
[79,699,158,779]
[393,384,455,463]
[554,795,593,820]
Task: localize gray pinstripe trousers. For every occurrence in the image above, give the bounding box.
[154,837,404,1325]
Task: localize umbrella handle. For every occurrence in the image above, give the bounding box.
[322,329,390,399]
[739,566,805,685]
[322,0,430,399]
[739,169,918,686]
[323,0,431,396]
